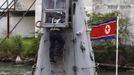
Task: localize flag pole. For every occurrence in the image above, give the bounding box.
[116,1,120,74]
[116,16,119,75]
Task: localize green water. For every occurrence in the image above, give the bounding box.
[0,62,133,75]
[0,62,32,75]
[98,72,134,75]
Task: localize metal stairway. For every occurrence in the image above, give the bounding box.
[51,59,65,75]
[50,42,65,75]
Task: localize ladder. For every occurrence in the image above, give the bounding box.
[50,49,65,75]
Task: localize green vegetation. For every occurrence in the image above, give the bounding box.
[0,35,40,61]
[22,37,40,58]
[87,12,134,66]
[87,12,118,26]
[94,45,134,66]
[87,12,132,45]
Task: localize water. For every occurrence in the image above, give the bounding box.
[0,62,134,75]
[0,62,32,75]
[98,71,134,75]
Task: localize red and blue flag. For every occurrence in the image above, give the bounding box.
[90,18,117,40]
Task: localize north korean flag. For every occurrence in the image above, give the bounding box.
[90,18,117,40]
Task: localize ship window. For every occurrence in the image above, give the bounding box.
[43,0,69,27]
[44,0,66,9]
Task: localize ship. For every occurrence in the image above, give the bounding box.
[34,0,96,75]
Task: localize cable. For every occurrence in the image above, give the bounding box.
[0,0,36,46]
[0,0,14,16]
[0,0,7,9]
[0,0,14,19]
[0,0,18,19]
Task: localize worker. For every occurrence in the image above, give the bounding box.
[49,28,65,63]
[49,13,65,62]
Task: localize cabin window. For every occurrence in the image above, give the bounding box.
[43,0,69,27]
[44,0,66,9]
